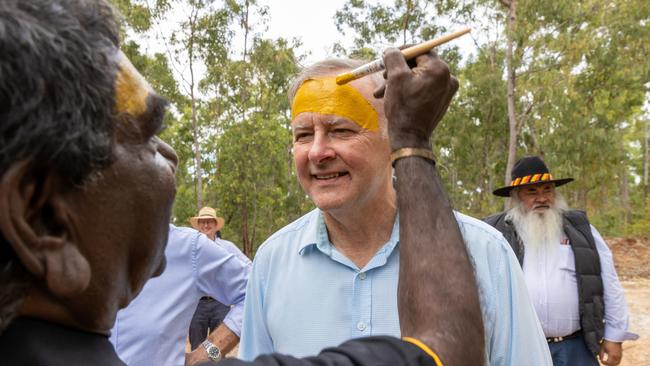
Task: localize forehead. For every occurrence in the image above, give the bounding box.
[114,51,154,118]
[291,74,382,130]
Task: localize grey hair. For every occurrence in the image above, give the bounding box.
[505,189,519,211]
[288,58,384,104]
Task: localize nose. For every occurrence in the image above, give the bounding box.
[156,137,179,173]
[534,192,549,203]
[307,133,335,165]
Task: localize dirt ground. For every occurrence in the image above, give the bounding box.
[608,237,650,366]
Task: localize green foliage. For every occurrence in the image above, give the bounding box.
[110,0,152,32]
[114,0,648,245]
[214,115,311,256]
[335,0,650,234]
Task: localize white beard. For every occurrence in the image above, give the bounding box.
[506,195,568,261]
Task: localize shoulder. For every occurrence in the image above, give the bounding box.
[456,212,509,243]
[454,211,516,260]
[215,238,251,264]
[168,224,200,242]
[254,209,319,259]
[483,211,507,226]
[165,225,203,255]
[563,209,589,223]
[215,238,239,252]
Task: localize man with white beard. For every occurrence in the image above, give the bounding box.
[485,156,638,366]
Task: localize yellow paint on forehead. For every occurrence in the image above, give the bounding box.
[114,51,151,117]
[291,76,378,131]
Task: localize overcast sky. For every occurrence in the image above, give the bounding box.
[137,0,477,90]
[258,0,476,64]
[260,0,351,63]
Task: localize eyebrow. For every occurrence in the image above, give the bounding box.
[327,115,358,125]
[293,117,356,130]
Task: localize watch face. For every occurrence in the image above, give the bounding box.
[208,346,220,359]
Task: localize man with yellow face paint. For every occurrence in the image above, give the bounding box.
[239,57,553,366]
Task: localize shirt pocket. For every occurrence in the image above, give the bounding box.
[558,245,577,282]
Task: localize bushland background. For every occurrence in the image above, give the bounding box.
[113,0,648,362]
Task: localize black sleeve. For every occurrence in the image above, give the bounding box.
[214,336,437,366]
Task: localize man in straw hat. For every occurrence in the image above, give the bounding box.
[240,53,551,364]
[190,207,226,242]
[485,156,638,366]
[188,207,252,355]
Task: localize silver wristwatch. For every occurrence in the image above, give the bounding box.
[201,340,222,363]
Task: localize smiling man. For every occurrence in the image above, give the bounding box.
[239,59,552,365]
[485,156,638,366]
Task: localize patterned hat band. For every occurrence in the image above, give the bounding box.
[511,173,553,187]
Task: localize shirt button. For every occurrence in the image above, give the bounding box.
[359,272,367,280]
[357,321,366,331]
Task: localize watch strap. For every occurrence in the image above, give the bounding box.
[201,340,222,363]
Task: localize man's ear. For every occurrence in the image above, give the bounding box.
[0,160,91,297]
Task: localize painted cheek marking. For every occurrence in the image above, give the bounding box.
[114,52,151,117]
[291,76,379,131]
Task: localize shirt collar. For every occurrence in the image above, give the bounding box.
[297,209,323,255]
[297,210,401,263]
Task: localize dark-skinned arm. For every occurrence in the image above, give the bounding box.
[381,48,485,365]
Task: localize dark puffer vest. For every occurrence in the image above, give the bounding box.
[484,209,604,354]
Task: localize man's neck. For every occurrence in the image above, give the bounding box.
[323,189,397,269]
[19,288,114,336]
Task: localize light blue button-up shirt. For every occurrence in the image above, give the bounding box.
[110,225,250,366]
[240,209,552,365]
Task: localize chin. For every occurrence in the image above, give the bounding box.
[311,195,345,212]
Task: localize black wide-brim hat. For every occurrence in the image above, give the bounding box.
[493,156,573,197]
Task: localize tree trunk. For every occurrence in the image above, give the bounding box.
[643,119,650,202]
[242,0,250,62]
[503,0,518,186]
[402,0,413,45]
[620,165,630,231]
[188,7,203,210]
[241,203,251,257]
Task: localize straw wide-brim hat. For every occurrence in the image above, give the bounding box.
[493,156,573,197]
[189,206,225,231]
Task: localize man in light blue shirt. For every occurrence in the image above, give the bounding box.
[239,57,552,365]
[111,225,250,366]
[187,207,252,352]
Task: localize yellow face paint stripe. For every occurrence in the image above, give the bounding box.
[114,51,151,117]
[291,76,379,131]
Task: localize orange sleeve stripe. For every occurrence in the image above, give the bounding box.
[402,337,444,366]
